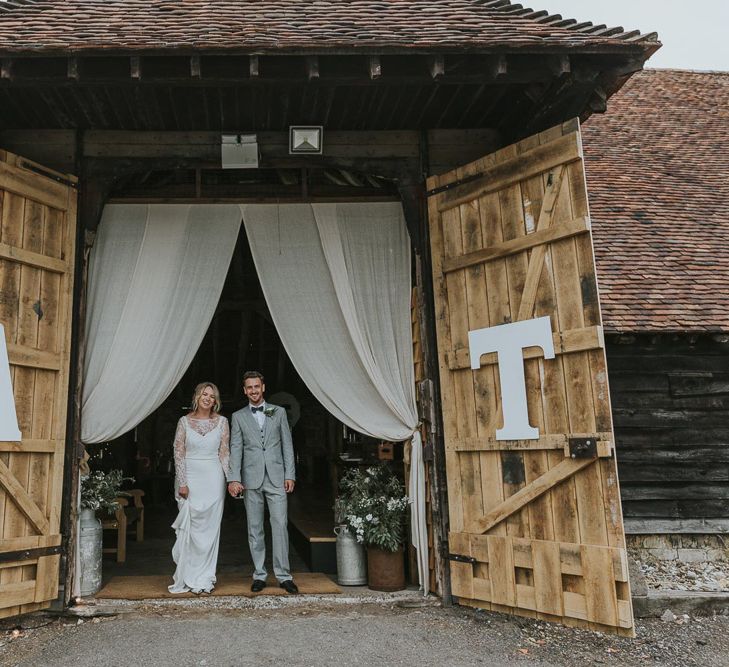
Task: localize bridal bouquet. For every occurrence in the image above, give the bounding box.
[335,464,408,552]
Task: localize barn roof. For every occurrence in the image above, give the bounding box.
[0,0,658,55]
[584,69,729,334]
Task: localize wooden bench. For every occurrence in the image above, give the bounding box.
[287,502,337,574]
[100,489,145,563]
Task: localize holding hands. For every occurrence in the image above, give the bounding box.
[227,481,245,497]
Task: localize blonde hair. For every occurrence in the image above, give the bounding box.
[191,382,222,414]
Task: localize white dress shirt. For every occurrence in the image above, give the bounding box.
[250,402,266,430]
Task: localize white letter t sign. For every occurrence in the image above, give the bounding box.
[468,316,555,441]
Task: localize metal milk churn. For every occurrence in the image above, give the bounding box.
[79,508,103,596]
[334,525,367,585]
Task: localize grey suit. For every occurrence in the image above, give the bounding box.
[228,403,295,582]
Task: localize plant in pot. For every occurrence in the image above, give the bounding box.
[79,469,131,596]
[337,465,409,592]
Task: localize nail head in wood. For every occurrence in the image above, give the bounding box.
[130,56,142,80]
[306,55,320,81]
[430,55,445,79]
[368,55,381,80]
[190,55,201,78]
[1,58,13,80]
[67,57,79,81]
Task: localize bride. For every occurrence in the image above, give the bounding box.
[169,382,230,594]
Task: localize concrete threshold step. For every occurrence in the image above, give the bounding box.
[633,590,729,618]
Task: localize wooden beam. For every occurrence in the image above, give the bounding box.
[430,55,445,80]
[516,165,566,320]
[469,458,596,534]
[130,56,142,80]
[0,459,50,536]
[435,132,581,212]
[488,54,508,78]
[450,432,612,453]
[249,55,259,78]
[7,344,62,371]
[589,86,607,113]
[442,215,589,274]
[0,58,12,80]
[447,324,605,371]
[190,55,202,79]
[551,54,571,76]
[368,55,381,80]
[67,57,79,81]
[0,440,59,453]
[306,55,320,81]
[0,242,70,274]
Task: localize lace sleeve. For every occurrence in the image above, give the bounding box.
[218,417,230,475]
[173,417,187,487]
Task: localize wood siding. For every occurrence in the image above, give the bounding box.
[608,334,729,534]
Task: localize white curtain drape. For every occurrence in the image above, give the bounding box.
[81,204,242,444]
[242,202,429,594]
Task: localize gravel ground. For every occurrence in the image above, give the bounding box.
[634,553,729,593]
[2,600,729,667]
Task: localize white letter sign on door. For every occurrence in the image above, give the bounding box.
[469,316,555,441]
[0,323,21,441]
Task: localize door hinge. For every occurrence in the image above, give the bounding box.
[18,160,78,189]
[426,172,484,198]
[0,544,63,564]
[447,553,476,565]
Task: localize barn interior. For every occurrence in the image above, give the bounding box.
[85,166,409,583]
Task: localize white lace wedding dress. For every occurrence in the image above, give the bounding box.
[169,415,230,594]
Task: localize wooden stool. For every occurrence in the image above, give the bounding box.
[100,489,145,563]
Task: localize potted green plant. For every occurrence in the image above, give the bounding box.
[79,469,131,596]
[337,465,409,591]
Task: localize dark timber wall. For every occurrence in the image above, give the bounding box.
[607,333,729,534]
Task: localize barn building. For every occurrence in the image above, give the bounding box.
[0,0,664,636]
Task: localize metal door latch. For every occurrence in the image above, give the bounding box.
[568,437,597,459]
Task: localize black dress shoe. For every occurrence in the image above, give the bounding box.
[251,579,266,593]
[279,580,299,594]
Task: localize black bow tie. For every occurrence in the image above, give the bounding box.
[251,405,264,413]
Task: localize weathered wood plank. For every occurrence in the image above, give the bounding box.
[487,536,517,607]
[0,440,58,453]
[442,215,589,274]
[7,344,61,371]
[447,324,604,370]
[471,459,596,534]
[437,133,581,212]
[0,242,69,273]
[0,459,49,535]
[516,166,566,321]
[0,533,61,554]
[450,432,612,452]
[0,161,69,211]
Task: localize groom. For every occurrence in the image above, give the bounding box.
[227,371,298,594]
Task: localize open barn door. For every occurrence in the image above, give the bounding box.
[0,151,77,618]
[427,119,633,635]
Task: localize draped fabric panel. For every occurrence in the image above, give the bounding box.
[242,202,429,593]
[81,204,242,444]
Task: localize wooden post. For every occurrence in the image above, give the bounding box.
[398,135,452,602]
[60,137,95,605]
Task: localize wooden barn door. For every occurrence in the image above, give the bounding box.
[427,119,633,635]
[0,151,77,618]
